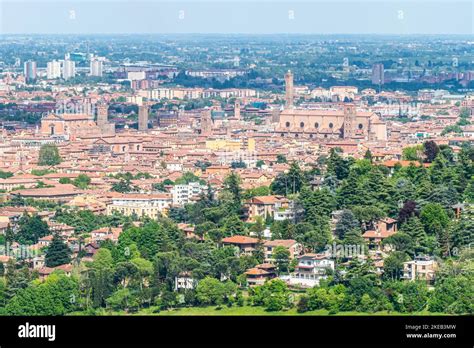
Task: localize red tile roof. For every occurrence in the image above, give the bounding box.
[222,235,259,245]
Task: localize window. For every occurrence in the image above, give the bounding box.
[314,122,319,128]
[300,122,304,128]
[285,121,290,127]
[329,122,333,128]
[358,123,363,129]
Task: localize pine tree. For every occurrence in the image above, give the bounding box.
[45,234,71,267]
[401,217,429,255]
[223,172,242,211]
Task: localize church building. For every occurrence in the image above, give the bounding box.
[276,71,387,141]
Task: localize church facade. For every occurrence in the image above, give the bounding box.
[40,113,100,137]
[40,103,115,138]
[276,71,387,141]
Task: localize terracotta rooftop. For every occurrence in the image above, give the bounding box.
[222,235,259,245]
[264,239,297,248]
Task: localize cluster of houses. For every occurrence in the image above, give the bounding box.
[0,191,443,289]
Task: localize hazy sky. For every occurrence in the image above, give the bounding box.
[0,0,473,35]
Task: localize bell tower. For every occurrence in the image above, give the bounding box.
[284,70,294,109]
[96,102,115,135]
[343,104,357,139]
[138,105,149,131]
[234,100,241,120]
[200,108,213,135]
[97,103,108,127]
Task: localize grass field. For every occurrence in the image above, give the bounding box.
[94,306,444,316]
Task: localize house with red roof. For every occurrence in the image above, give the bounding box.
[245,263,277,286]
[221,235,260,255]
[263,239,303,263]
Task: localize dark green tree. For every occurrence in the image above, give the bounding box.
[45,234,71,267]
[16,213,50,245]
[423,140,440,163]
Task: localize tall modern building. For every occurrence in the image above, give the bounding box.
[24,60,37,83]
[47,60,62,79]
[62,59,76,80]
[90,58,103,77]
[371,63,385,86]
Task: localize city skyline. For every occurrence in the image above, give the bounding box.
[0,2,472,342]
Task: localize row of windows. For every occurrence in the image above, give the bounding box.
[285,122,364,129]
[280,133,336,138]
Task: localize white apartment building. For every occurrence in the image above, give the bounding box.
[90,58,103,77]
[171,182,207,206]
[47,60,62,79]
[274,200,303,221]
[62,59,76,80]
[283,253,335,288]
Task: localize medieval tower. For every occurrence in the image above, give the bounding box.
[343,104,357,139]
[138,105,149,131]
[234,100,241,120]
[284,70,294,109]
[96,103,115,135]
[200,108,213,135]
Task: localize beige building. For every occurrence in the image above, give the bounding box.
[263,239,303,263]
[402,255,438,284]
[106,193,172,219]
[243,195,290,222]
[41,113,100,137]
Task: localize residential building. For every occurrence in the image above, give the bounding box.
[106,193,172,219]
[263,239,303,263]
[47,60,62,79]
[90,57,103,77]
[171,182,207,206]
[243,195,289,222]
[362,217,398,252]
[273,200,303,221]
[245,263,277,286]
[221,235,260,255]
[284,253,335,288]
[62,59,76,80]
[402,255,438,284]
